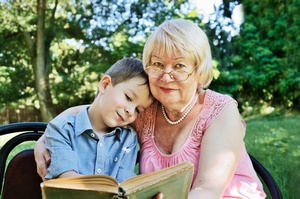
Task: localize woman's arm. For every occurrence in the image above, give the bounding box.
[189,103,245,198]
[57,105,89,116]
[34,135,49,181]
[34,105,89,180]
[58,171,82,178]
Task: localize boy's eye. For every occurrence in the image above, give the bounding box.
[135,108,140,114]
[125,94,132,101]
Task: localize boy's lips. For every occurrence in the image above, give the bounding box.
[116,112,124,122]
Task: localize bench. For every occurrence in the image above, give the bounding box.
[0,122,282,199]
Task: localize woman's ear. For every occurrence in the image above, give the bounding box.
[98,75,112,94]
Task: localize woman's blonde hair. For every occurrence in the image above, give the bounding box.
[143,19,213,88]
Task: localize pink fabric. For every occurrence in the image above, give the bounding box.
[135,89,266,198]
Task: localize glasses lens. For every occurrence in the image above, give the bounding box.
[146,67,190,81]
[146,67,163,79]
[171,71,189,81]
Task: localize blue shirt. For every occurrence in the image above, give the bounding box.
[45,107,138,183]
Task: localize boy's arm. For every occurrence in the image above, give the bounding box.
[35,105,89,179]
[43,116,81,180]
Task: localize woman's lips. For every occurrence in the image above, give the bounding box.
[160,86,175,93]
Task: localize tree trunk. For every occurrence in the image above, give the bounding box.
[36,0,55,121]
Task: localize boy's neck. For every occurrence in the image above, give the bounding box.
[87,105,109,136]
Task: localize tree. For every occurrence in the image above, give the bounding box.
[0,0,99,121]
[35,0,55,120]
[229,0,300,109]
[206,0,243,96]
[0,0,204,122]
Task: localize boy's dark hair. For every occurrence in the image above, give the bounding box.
[105,58,149,86]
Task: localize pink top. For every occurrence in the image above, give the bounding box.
[135,89,266,198]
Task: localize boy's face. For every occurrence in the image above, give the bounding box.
[98,76,153,127]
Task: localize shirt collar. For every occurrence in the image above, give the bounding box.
[74,106,93,137]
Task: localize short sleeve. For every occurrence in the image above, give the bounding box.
[45,117,79,179]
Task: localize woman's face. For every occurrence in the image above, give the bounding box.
[148,50,199,109]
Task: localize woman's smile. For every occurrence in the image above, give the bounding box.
[159,86,176,93]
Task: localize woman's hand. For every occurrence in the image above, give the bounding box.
[152,193,163,199]
[34,134,50,181]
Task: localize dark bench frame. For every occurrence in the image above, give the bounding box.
[0,122,282,199]
[0,122,46,199]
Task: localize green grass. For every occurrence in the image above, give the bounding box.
[1,110,299,198]
[244,110,300,199]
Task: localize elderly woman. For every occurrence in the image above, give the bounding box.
[35,19,266,198]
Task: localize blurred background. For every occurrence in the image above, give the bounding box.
[0,0,299,198]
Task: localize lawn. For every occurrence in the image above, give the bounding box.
[0,110,299,198]
[244,110,300,199]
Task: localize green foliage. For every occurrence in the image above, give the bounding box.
[0,31,35,107]
[1,0,299,118]
[0,0,208,116]
[227,0,300,110]
[207,0,245,96]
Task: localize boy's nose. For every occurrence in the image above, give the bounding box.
[125,106,135,116]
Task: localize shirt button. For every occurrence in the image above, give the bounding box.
[99,142,103,148]
[114,157,118,162]
[97,168,102,173]
[90,133,95,138]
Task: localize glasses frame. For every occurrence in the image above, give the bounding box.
[145,66,196,82]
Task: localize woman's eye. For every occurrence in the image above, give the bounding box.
[125,94,132,101]
[153,62,163,67]
[175,63,185,69]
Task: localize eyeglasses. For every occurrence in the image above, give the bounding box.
[145,66,196,82]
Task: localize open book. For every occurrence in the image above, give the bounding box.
[41,161,194,199]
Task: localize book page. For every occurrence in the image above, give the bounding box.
[121,161,194,196]
[41,162,194,199]
[41,174,119,193]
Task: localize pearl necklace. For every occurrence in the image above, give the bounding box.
[161,95,198,125]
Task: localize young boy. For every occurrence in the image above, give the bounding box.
[44,58,153,183]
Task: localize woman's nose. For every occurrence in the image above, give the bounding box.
[160,65,176,81]
[160,71,174,82]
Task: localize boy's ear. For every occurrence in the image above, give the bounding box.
[98,75,112,93]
